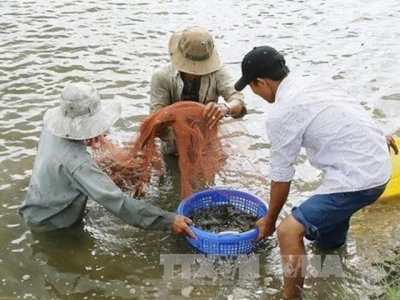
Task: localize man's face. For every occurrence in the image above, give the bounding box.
[181,72,200,82]
[84,133,107,147]
[249,79,274,103]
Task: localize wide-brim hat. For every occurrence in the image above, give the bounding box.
[169,26,222,75]
[43,83,122,140]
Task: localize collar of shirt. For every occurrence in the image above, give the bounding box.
[169,63,180,78]
[274,72,308,106]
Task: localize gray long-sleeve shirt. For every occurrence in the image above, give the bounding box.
[150,63,246,113]
[19,128,175,231]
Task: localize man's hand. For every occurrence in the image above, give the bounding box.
[255,181,291,242]
[386,135,399,155]
[255,217,276,242]
[203,102,230,129]
[172,215,197,239]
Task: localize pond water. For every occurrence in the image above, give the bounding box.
[1,0,400,299]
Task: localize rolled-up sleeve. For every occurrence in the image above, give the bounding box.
[216,66,247,118]
[71,160,175,231]
[266,109,304,182]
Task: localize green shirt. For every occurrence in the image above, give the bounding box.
[19,128,175,231]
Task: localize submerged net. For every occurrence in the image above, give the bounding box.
[92,102,227,199]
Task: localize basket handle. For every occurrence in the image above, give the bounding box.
[218,231,240,236]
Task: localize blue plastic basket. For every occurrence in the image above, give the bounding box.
[177,188,268,256]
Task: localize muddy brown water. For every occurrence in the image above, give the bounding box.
[1,1,400,299]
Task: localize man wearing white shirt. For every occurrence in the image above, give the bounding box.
[235,46,398,299]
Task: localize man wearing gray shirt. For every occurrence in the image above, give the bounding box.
[19,83,195,238]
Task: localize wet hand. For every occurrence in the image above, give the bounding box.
[203,102,230,129]
[254,217,276,242]
[386,135,399,155]
[172,215,197,239]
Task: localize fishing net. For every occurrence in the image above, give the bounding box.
[92,102,227,199]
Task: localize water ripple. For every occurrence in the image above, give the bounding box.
[0,0,399,298]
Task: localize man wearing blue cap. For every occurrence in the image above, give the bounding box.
[235,46,398,299]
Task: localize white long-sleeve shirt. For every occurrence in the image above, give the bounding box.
[266,73,391,194]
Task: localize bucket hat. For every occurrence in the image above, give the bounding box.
[43,83,122,140]
[169,26,222,75]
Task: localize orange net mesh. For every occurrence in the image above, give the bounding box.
[92,102,227,199]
